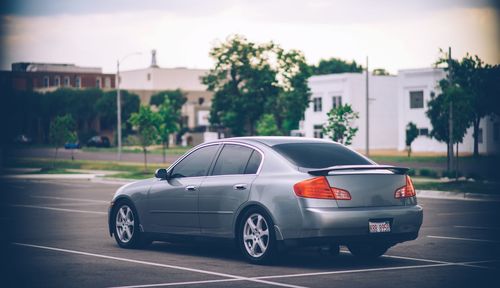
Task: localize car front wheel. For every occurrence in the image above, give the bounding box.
[238,208,277,264]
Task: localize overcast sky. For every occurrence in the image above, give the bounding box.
[1,0,498,74]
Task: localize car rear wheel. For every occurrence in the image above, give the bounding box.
[347,242,390,259]
[112,201,150,249]
[238,208,277,264]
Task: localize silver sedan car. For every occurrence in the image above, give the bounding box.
[108,137,423,264]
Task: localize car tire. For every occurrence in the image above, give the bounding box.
[238,207,277,264]
[112,200,150,249]
[347,242,390,259]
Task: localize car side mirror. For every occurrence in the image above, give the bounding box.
[154,168,169,180]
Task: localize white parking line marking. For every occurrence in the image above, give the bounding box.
[106,259,498,288]
[256,260,497,280]
[454,225,500,231]
[13,243,306,288]
[428,235,500,243]
[109,279,239,288]
[438,211,496,216]
[30,195,109,203]
[10,204,106,215]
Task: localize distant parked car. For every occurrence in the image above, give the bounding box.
[13,134,33,145]
[64,141,81,149]
[87,136,110,148]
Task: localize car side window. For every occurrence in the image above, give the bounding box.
[170,145,219,178]
[212,144,260,176]
[244,150,262,174]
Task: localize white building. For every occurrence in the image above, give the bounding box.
[119,51,215,146]
[302,68,499,155]
[397,68,498,154]
[303,73,399,151]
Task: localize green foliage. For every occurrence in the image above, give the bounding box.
[49,114,76,148]
[405,122,419,157]
[128,106,162,170]
[372,68,391,76]
[157,98,181,162]
[203,34,310,136]
[426,80,474,145]
[322,104,359,145]
[256,114,282,136]
[149,89,187,111]
[49,114,76,166]
[435,50,500,156]
[95,90,140,134]
[310,58,363,75]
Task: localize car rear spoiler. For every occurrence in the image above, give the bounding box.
[308,165,410,176]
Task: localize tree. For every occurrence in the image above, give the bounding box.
[49,114,75,167]
[372,68,391,76]
[150,89,187,146]
[256,114,282,136]
[310,58,363,75]
[203,35,310,136]
[405,122,418,157]
[436,51,500,156]
[128,106,161,171]
[157,98,180,163]
[95,90,140,139]
[426,80,474,157]
[323,104,359,145]
[149,89,187,110]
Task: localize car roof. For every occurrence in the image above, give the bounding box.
[212,136,336,147]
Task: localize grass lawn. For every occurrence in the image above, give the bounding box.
[6,157,168,179]
[414,180,499,194]
[82,146,192,156]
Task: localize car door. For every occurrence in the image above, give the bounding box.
[198,144,263,237]
[146,144,220,235]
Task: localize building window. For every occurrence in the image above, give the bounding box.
[494,122,499,142]
[43,76,50,87]
[96,77,101,88]
[313,124,323,138]
[478,128,483,144]
[75,76,81,88]
[198,97,205,106]
[313,97,322,112]
[409,91,424,109]
[105,77,111,88]
[332,96,342,109]
[63,76,70,87]
[54,76,60,87]
[147,73,151,81]
[418,128,429,137]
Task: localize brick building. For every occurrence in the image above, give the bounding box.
[2,62,115,91]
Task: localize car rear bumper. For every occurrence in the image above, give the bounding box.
[280,204,423,243]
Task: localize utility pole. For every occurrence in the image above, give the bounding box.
[116,60,122,161]
[447,47,454,174]
[116,52,142,161]
[365,56,369,156]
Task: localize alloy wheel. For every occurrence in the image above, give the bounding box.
[243,213,270,258]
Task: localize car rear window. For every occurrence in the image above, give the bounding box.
[272,142,372,169]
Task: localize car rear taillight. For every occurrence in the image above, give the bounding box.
[394,175,416,199]
[294,177,351,200]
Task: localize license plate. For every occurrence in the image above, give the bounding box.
[369,221,391,233]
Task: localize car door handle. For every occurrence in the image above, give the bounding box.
[233,184,247,190]
[185,185,198,191]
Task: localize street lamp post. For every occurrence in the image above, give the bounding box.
[116,52,142,161]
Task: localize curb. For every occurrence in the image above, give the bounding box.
[1,174,98,180]
[417,189,500,202]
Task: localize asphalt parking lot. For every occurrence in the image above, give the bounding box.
[1,179,499,288]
